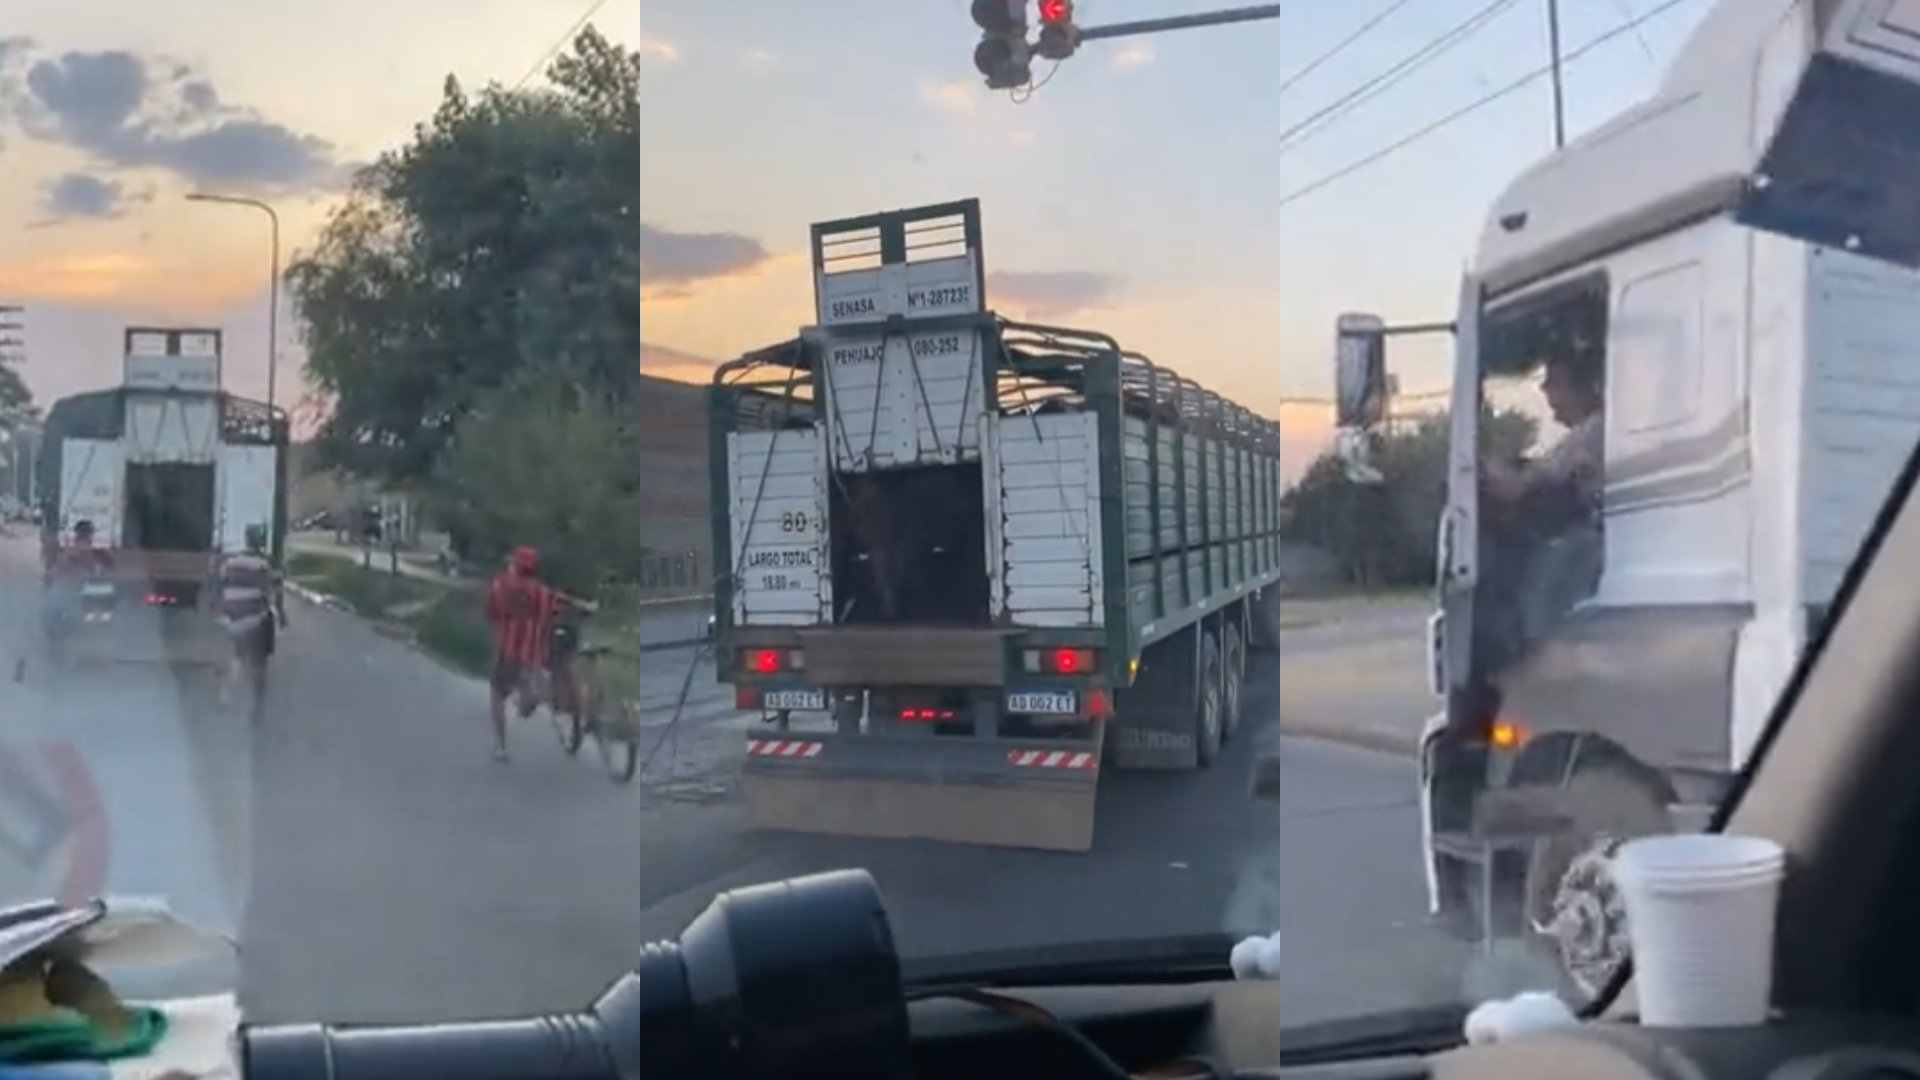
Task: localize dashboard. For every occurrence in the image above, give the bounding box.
[211,868,1920,1079]
[907,978,1920,1080]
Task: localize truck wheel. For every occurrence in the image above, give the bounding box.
[1221,621,1246,741]
[1519,763,1671,1001]
[1195,630,1223,767]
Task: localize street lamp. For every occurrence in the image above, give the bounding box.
[185,192,282,410]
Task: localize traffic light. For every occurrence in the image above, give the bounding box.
[1035,0,1080,61]
[971,0,1031,90]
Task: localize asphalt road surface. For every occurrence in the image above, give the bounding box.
[2,540,1494,1031]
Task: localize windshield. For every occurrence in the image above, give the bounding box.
[10,0,1895,1046]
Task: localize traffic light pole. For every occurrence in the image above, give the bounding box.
[1076,3,1278,42]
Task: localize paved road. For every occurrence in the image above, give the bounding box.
[632,599,1484,1026]
[1,546,1489,1030]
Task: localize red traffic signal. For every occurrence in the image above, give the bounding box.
[1038,0,1071,23]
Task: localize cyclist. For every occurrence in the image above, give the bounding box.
[216,524,287,709]
[40,519,114,659]
[484,545,595,762]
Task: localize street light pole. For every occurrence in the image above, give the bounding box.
[1077,4,1278,43]
[185,193,282,410]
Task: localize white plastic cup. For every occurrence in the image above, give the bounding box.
[1613,833,1786,1028]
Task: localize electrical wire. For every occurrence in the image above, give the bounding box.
[1276,0,1701,211]
[512,0,612,89]
[1277,0,1423,97]
[1277,0,1529,153]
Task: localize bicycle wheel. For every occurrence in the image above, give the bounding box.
[551,673,585,755]
[593,701,638,785]
[247,656,269,726]
[556,706,585,755]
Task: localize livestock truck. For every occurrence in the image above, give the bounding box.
[708,199,1287,852]
[38,327,289,666]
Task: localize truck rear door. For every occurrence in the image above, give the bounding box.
[58,439,123,544]
[987,409,1103,627]
[727,428,827,625]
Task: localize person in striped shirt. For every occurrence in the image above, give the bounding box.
[484,546,595,762]
[216,524,286,709]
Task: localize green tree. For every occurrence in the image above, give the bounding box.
[1282,407,1538,586]
[288,26,638,488]
[430,375,643,597]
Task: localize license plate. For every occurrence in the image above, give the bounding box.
[1006,690,1077,715]
[762,689,826,711]
[79,584,114,598]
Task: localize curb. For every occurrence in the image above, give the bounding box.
[636,636,709,653]
[286,580,355,615]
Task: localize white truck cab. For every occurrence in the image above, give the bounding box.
[1329,0,1920,996]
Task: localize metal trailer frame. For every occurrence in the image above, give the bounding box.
[702,199,1287,852]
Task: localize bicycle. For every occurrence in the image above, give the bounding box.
[512,614,638,784]
[233,614,281,725]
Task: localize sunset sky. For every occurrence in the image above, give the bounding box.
[2,0,1715,477]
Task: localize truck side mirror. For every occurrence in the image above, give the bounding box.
[1333,312,1390,430]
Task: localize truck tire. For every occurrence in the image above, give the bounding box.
[1195,630,1224,767]
[1221,620,1246,741]
[1518,763,1672,1000]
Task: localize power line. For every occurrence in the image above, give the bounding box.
[1277,0,1529,153]
[1277,0,1699,210]
[1277,0,1423,97]
[512,0,611,90]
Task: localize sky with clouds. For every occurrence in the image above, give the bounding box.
[0,0,641,416]
[1,0,1719,476]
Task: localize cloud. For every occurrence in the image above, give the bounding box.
[0,40,344,196]
[743,49,778,69]
[640,342,720,384]
[918,79,976,116]
[987,270,1124,318]
[639,223,773,300]
[35,172,150,222]
[1111,44,1154,70]
[638,36,681,63]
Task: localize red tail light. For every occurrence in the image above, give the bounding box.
[1025,647,1096,674]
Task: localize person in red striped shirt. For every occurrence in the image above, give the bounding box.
[484,545,594,762]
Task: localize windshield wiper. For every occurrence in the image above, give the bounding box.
[901,931,1239,992]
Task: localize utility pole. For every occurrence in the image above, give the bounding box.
[0,304,23,365]
[1546,0,1567,148]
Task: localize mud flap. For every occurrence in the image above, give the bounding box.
[739,724,1104,853]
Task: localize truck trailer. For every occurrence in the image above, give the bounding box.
[38,327,288,666]
[708,199,1286,852]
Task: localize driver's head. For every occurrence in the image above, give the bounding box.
[244,523,267,552]
[71,519,95,546]
[1541,356,1602,427]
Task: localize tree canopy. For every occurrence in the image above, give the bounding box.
[1281,408,1537,587]
[288,27,640,579]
